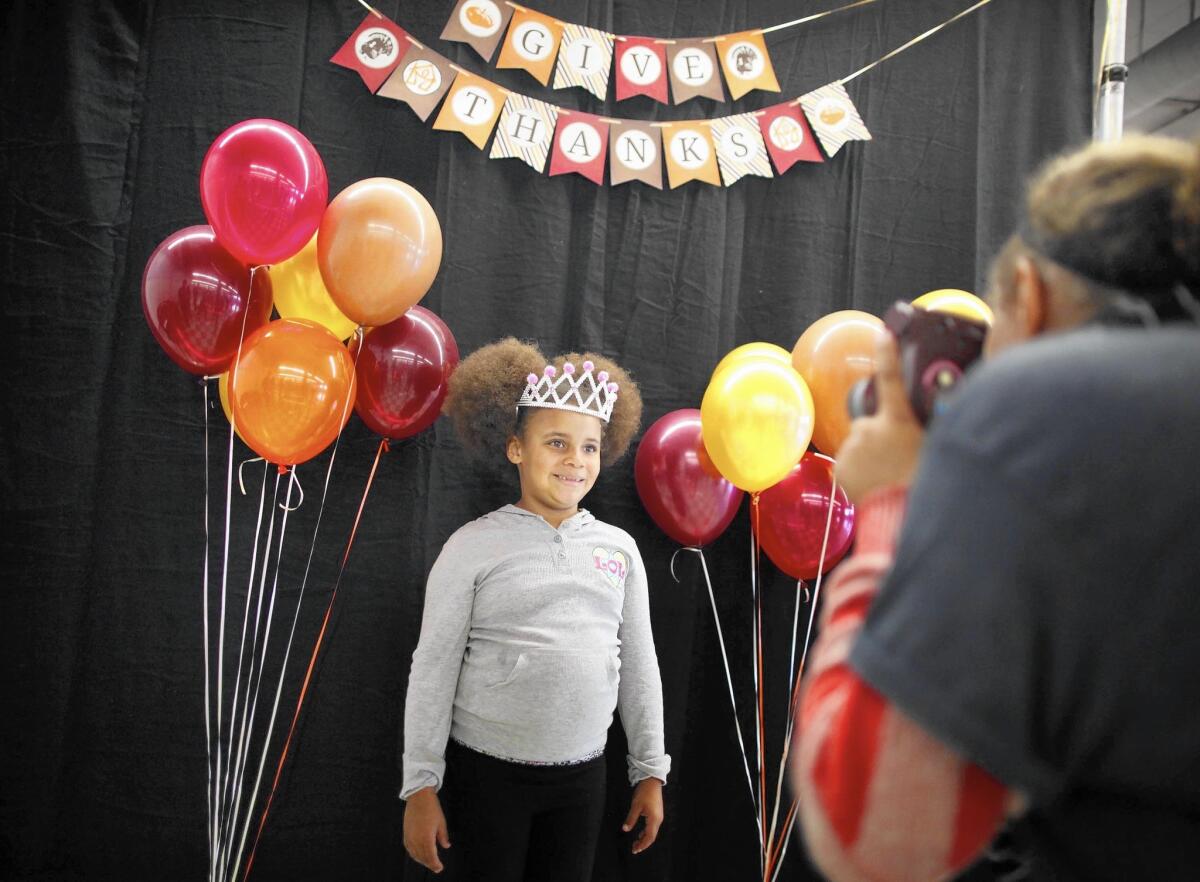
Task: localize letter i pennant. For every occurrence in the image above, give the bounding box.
[490,94,559,172]
[549,110,610,184]
[553,23,614,100]
[432,69,507,149]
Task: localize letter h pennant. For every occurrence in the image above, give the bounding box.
[490,93,560,172]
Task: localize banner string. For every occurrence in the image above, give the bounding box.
[759,0,879,35]
[241,436,390,879]
[671,546,763,851]
[233,328,366,882]
[839,0,995,84]
[355,0,383,19]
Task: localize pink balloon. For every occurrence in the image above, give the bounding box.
[755,452,856,581]
[200,119,328,267]
[635,409,744,547]
[141,225,273,375]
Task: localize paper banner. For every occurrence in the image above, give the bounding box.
[758,102,823,173]
[661,122,722,188]
[432,69,507,149]
[330,13,408,93]
[495,6,564,86]
[614,37,668,103]
[800,81,871,157]
[548,110,610,184]
[609,122,663,189]
[490,93,559,171]
[553,23,614,101]
[715,31,780,100]
[710,113,773,185]
[667,39,724,104]
[439,0,515,62]
[377,41,458,122]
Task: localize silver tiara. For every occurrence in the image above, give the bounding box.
[517,360,619,423]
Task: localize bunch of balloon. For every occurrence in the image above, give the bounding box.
[791,310,884,456]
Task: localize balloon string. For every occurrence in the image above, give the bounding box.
[764,472,840,882]
[202,380,216,878]
[674,546,764,851]
[211,264,258,880]
[768,798,801,882]
[241,437,389,881]
[238,457,264,496]
[750,493,768,878]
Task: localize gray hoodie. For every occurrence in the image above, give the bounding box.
[401,504,670,798]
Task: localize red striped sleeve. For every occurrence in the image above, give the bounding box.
[793,486,1011,882]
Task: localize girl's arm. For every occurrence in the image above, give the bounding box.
[401,530,477,799]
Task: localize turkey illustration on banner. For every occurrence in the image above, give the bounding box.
[615,37,668,103]
[661,121,722,188]
[715,30,779,100]
[553,23,614,101]
[548,110,610,184]
[330,13,409,92]
[711,113,772,185]
[800,81,871,157]
[440,0,514,62]
[609,121,663,189]
[758,101,824,173]
[432,69,507,149]
[667,39,724,104]
[378,39,458,121]
[490,93,559,171]
[496,6,564,86]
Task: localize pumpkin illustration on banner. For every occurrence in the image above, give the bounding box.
[228,318,357,466]
[791,310,884,456]
[755,452,856,581]
[700,354,814,493]
[912,288,994,325]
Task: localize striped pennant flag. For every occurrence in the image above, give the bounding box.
[800,81,871,158]
[552,23,614,100]
[489,93,560,172]
[710,113,773,185]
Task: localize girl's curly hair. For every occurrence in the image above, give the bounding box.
[444,338,642,474]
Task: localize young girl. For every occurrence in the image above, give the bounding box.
[401,338,670,881]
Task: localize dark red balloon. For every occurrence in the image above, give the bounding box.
[141,225,273,375]
[756,452,856,581]
[353,306,459,440]
[635,409,744,547]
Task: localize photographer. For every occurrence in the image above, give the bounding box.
[793,135,1200,881]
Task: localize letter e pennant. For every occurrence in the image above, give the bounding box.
[548,110,610,184]
[330,13,408,93]
[668,39,724,104]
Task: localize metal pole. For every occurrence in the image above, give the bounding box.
[1095,0,1129,141]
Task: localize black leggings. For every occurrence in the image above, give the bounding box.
[419,739,607,882]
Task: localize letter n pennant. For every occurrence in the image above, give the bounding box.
[548,110,610,184]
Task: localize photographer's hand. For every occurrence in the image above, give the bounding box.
[836,333,925,503]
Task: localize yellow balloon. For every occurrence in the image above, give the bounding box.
[913,289,994,326]
[701,357,815,493]
[712,342,792,378]
[269,233,358,340]
[216,372,248,443]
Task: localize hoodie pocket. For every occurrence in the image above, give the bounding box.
[475,648,619,740]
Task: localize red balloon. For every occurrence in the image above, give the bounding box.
[141,225,273,375]
[200,119,328,267]
[635,409,744,547]
[756,453,856,581]
[353,306,459,440]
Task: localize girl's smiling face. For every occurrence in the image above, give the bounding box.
[507,408,603,525]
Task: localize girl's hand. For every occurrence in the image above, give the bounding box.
[403,787,451,873]
[623,778,664,854]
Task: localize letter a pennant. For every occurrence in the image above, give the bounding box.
[799,81,871,158]
[440,0,515,62]
[490,94,560,172]
[553,23,614,101]
[548,110,610,184]
[330,13,408,93]
[496,6,564,86]
[661,121,722,188]
[614,37,668,103]
[710,113,772,185]
[715,31,779,101]
[432,70,507,149]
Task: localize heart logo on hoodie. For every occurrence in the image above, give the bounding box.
[592,547,628,590]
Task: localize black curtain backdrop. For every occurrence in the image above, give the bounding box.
[1,1,1090,879]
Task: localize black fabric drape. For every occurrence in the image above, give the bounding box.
[1,1,1090,879]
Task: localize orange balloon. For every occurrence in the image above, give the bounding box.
[318,178,443,327]
[791,310,884,455]
[228,318,357,466]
